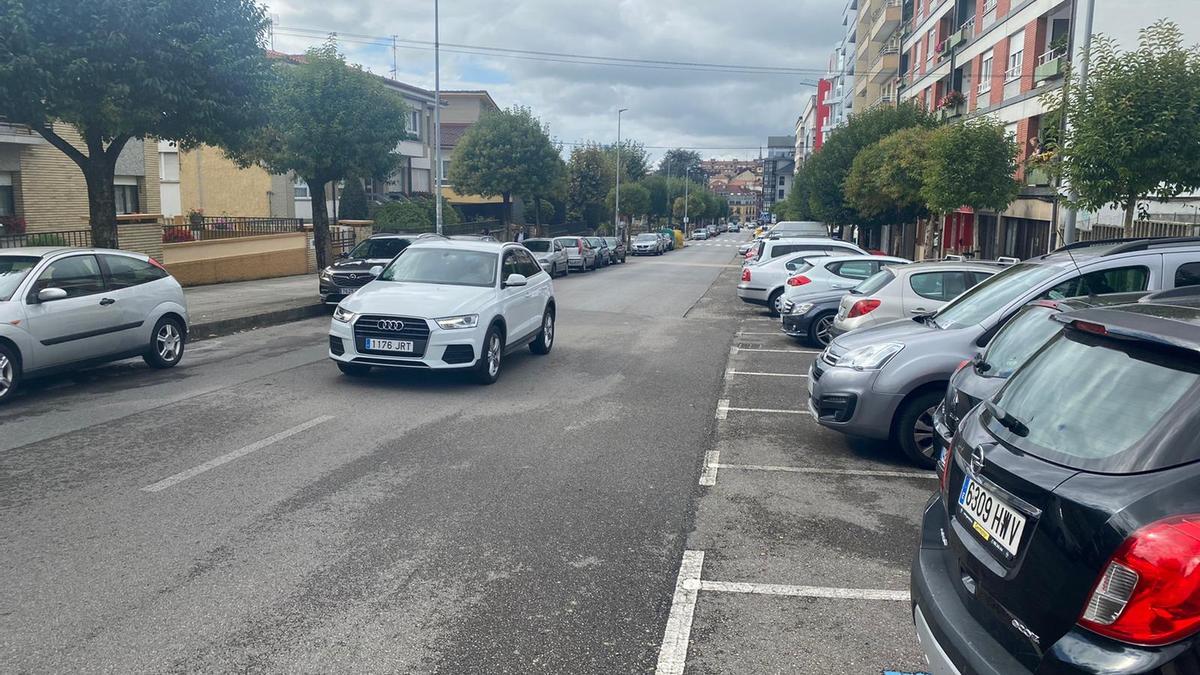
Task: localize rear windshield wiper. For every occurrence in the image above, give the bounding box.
[986,401,1028,436]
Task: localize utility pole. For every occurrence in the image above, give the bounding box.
[665,160,672,230]
[390,35,398,80]
[615,108,628,240]
[433,0,443,235]
[1061,0,1095,245]
[683,168,690,233]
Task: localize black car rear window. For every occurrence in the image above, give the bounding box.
[981,305,1063,378]
[350,238,409,260]
[990,330,1200,473]
[523,240,552,253]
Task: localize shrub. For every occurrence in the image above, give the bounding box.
[24,233,67,246]
[163,227,195,243]
[372,195,461,232]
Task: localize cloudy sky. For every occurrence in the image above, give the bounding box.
[264,0,1200,165]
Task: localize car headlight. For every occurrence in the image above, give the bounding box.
[790,302,813,315]
[435,314,479,330]
[320,267,334,281]
[835,342,903,370]
[332,306,357,323]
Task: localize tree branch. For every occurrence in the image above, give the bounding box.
[34,124,89,168]
[105,134,133,164]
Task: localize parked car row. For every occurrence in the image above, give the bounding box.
[631,231,677,255]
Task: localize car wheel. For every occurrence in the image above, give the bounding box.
[143,316,186,369]
[530,309,555,355]
[895,390,943,470]
[807,312,836,348]
[337,362,372,377]
[0,342,21,405]
[767,290,784,318]
[475,324,503,385]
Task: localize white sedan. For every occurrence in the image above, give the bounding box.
[780,254,910,304]
[329,239,556,384]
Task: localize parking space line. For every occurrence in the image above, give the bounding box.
[717,402,813,416]
[695,580,910,602]
[736,331,784,336]
[141,416,334,492]
[699,451,720,486]
[655,550,705,675]
[714,463,935,480]
[715,399,729,419]
[725,370,806,378]
[730,346,821,354]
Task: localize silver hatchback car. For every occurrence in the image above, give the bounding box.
[0,247,189,404]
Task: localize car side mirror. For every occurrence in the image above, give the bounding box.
[504,273,528,288]
[336,251,349,259]
[36,287,68,303]
[369,265,384,277]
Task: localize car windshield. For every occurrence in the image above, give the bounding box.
[349,238,409,260]
[586,238,604,247]
[981,305,1063,378]
[635,234,657,241]
[933,262,1062,329]
[378,248,498,287]
[0,256,39,301]
[991,330,1200,473]
[603,238,618,246]
[523,240,552,253]
[853,268,894,295]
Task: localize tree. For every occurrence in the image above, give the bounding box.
[606,183,650,221]
[252,43,410,268]
[780,167,814,221]
[567,144,613,227]
[0,0,272,248]
[657,148,705,179]
[373,195,459,232]
[845,126,935,226]
[1052,20,1200,229]
[449,105,563,229]
[640,174,672,220]
[339,178,369,221]
[605,140,649,182]
[806,102,936,226]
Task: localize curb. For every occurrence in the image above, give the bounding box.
[189,303,329,342]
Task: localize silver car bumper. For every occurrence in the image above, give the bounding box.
[807,360,902,440]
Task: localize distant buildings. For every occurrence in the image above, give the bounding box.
[762,136,796,218]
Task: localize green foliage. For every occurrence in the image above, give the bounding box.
[779,168,813,221]
[921,119,1019,214]
[339,179,369,221]
[1054,20,1200,226]
[24,233,67,247]
[845,126,935,225]
[805,102,937,225]
[0,0,273,247]
[657,148,705,179]
[605,141,649,182]
[606,183,651,218]
[640,175,671,218]
[448,105,564,225]
[567,143,614,226]
[372,195,460,232]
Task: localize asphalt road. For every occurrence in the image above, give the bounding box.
[0,237,934,673]
[0,241,742,673]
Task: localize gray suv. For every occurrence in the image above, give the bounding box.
[808,237,1200,468]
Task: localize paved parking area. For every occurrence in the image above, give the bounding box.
[661,260,935,675]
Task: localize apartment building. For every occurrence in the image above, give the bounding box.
[899,0,1075,259]
[762,136,796,218]
[855,0,907,110]
[827,0,861,129]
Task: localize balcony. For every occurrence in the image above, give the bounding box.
[869,51,901,84]
[1025,167,1051,187]
[946,16,975,51]
[871,93,896,108]
[1035,47,1068,81]
[869,0,903,43]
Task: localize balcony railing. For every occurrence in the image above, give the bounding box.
[1035,46,1068,80]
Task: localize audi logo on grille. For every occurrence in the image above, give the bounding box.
[377,319,406,331]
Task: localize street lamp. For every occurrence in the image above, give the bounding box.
[433,0,443,235]
[683,167,690,233]
[615,108,628,240]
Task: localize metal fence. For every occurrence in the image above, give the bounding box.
[331,228,357,257]
[1076,219,1200,243]
[164,217,305,243]
[541,222,590,237]
[0,229,93,249]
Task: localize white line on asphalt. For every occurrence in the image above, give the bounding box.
[731,347,821,354]
[715,399,729,420]
[693,580,910,602]
[736,331,784,336]
[718,404,813,416]
[713,463,935,480]
[655,550,706,675]
[699,451,720,486]
[725,370,807,378]
[141,415,334,492]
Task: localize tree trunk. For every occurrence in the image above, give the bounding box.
[502,191,511,233]
[1124,197,1137,234]
[34,125,127,249]
[310,178,333,270]
[922,213,940,261]
[533,193,541,236]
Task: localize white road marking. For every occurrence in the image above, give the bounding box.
[719,404,813,416]
[655,550,706,675]
[715,399,729,420]
[699,451,720,486]
[725,370,807,378]
[694,580,910,602]
[736,331,784,336]
[734,347,821,354]
[142,415,334,492]
[714,463,935,480]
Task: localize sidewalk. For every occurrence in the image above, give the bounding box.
[184,274,328,340]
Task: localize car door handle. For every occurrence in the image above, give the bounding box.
[909,307,927,314]
[99,297,116,306]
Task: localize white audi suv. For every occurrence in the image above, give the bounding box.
[328,239,556,384]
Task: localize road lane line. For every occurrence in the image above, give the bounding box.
[715,399,729,420]
[719,404,813,416]
[655,550,706,675]
[732,347,821,354]
[695,580,910,602]
[141,415,334,492]
[699,451,720,486]
[714,463,935,480]
[726,370,807,378]
[736,331,785,336]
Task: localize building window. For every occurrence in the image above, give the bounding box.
[778,189,785,200]
[406,110,420,137]
[294,177,311,200]
[978,52,994,94]
[1006,31,1025,81]
[159,152,180,182]
[778,176,786,186]
[927,31,936,61]
[114,178,140,215]
[441,159,451,182]
[0,172,13,217]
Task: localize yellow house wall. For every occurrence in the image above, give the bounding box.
[178,145,275,218]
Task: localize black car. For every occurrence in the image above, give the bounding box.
[319,233,426,304]
[780,289,845,347]
[602,237,626,264]
[931,291,1150,456]
[585,237,612,266]
[913,294,1200,674]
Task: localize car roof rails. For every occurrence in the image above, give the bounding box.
[996,256,1020,265]
[1052,236,1200,255]
[943,254,965,261]
[415,232,448,239]
[1140,285,1200,303]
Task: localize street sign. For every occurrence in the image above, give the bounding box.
[683,217,689,224]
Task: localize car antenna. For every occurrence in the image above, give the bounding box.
[1062,243,1090,297]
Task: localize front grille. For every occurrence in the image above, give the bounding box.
[353,315,431,357]
[329,336,345,356]
[332,272,374,288]
[442,344,475,364]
